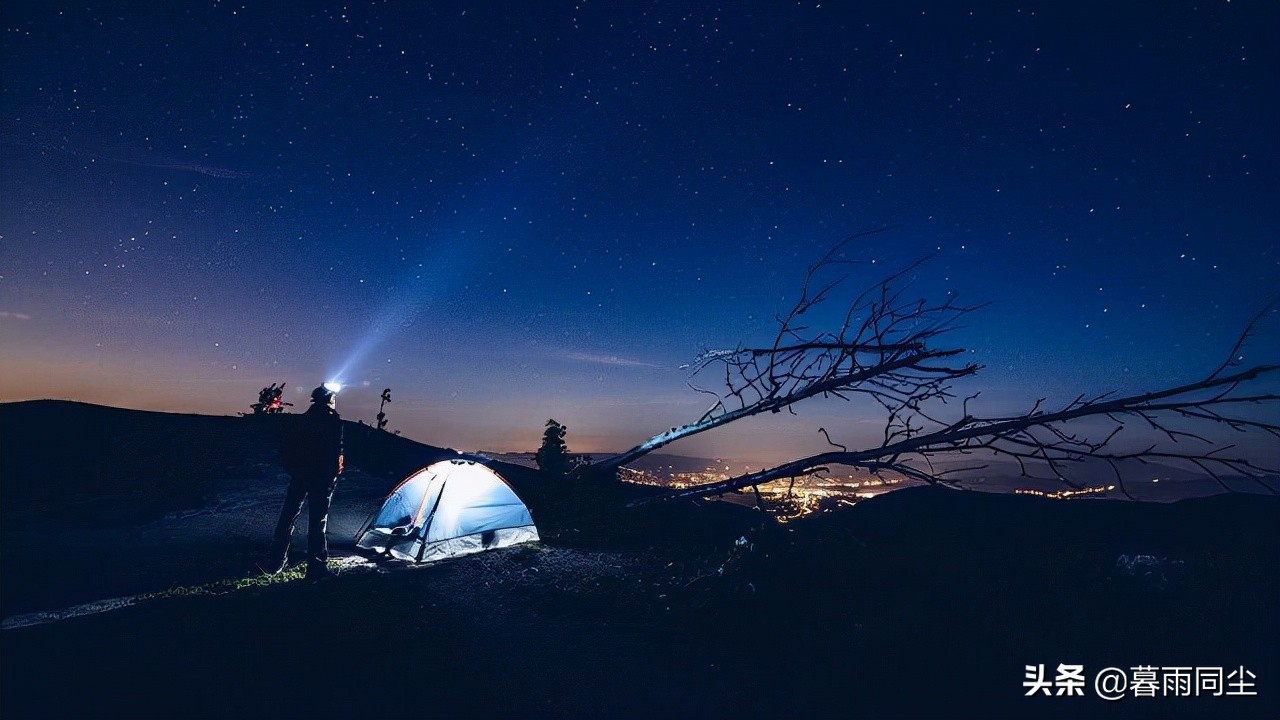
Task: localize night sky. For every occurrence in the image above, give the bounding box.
[2,2,1276,464]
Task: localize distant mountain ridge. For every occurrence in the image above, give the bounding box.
[479,450,732,475]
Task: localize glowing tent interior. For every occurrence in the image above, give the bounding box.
[355,459,539,562]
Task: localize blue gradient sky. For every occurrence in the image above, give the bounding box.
[2,2,1277,464]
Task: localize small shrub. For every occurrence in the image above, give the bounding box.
[535,419,574,476]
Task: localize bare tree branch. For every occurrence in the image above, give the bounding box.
[580,236,1277,507]
[634,362,1280,505]
[593,232,982,470]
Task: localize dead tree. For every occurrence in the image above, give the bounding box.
[587,232,1280,501]
[594,229,983,470]
[637,360,1279,504]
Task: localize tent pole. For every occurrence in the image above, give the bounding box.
[415,481,449,562]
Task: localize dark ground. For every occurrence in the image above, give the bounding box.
[1,401,1277,719]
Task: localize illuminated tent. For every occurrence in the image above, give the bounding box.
[355,459,539,562]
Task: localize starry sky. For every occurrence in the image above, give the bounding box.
[2,1,1277,464]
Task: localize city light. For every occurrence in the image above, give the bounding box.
[619,464,901,521]
[1014,484,1115,500]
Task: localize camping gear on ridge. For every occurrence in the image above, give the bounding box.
[355,459,539,563]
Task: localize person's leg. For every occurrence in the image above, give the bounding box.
[306,475,338,576]
[268,477,308,572]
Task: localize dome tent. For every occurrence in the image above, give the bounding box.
[356,459,538,562]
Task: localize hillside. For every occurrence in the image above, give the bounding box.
[0,400,456,514]
[0,400,457,615]
[0,400,748,615]
[1,401,1277,719]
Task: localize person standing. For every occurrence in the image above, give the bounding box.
[268,384,344,579]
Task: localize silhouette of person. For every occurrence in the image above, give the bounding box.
[267,384,344,579]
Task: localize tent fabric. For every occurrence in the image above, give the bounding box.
[356,459,538,562]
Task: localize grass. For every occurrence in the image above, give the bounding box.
[145,556,366,599]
